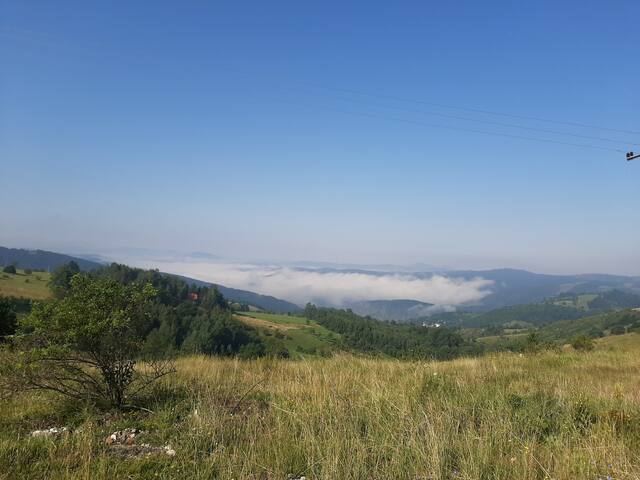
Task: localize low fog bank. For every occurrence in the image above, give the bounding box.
[121,256,494,308]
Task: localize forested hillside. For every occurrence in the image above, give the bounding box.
[304,304,481,359]
[427,290,640,329]
[538,309,640,343]
[450,269,640,310]
[348,299,435,321]
[87,263,265,357]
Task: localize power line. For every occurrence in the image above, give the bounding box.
[316,94,639,146]
[217,67,639,136]
[258,95,625,153]
[222,67,638,146]
[298,83,640,136]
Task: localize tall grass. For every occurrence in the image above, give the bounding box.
[1,336,639,479]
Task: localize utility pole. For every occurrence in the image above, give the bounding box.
[627,151,640,161]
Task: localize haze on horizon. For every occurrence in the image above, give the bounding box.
[1,1,639,277]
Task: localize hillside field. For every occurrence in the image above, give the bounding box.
[0,269,51,300]
[1,334,640,479]
[235,312,341,357]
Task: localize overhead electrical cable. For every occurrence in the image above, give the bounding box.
[321,96,639,146]
[219,67,639,136]
[296,82,640,136]
[258,94,625,153]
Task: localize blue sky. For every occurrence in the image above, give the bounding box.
[1,1,639,275]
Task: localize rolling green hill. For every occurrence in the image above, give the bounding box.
[235,312,342,358]
[472,309,640,350]
[538,309,640,343]
[428,290,640,331]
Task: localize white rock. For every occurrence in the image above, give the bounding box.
[31,427,68,437]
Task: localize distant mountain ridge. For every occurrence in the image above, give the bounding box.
[426,289,640,329]
[449,268,640,311]
[0,247,103,271]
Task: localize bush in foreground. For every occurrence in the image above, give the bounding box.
[0,275,174,408]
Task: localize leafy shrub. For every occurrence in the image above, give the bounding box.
[2,265,16,274]
[571,334,595,351]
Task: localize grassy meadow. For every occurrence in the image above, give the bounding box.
[0,269,51,300]
[1,334,640,479]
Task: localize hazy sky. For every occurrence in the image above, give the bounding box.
[1,1,639,275]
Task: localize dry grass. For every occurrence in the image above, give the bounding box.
[1,335,640,479]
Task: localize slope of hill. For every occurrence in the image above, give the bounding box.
[170,273,302,313]
[427,290,640,329]
[450,268,640,310]
[538,309,640,343]
[348,299,435,321]
[235,312,341,357]
[0,246,103,272]
[215,285,302,314]
[457,303,585,328]
[0,268,52,300]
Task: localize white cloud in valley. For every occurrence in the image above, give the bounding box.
[127,258,494,307]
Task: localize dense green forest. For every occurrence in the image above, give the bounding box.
[304,304,481,359]
[88,263,265,358]
[1,262,265,358]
